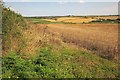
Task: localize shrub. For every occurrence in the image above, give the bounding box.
[2,7,28,54]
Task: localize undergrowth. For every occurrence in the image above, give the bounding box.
[2,45,119,78]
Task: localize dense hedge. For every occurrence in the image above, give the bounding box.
[89,19,120,24]
[2,7,28,54]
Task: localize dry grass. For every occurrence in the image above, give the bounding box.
[21,23,63,57]
[42,23,118,62]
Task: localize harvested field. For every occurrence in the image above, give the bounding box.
[34,23,118,62]
[43,17,95,23]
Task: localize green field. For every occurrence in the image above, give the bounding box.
[26,18,76,24]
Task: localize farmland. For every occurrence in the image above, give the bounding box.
[2,7,119,78]
[26,15,119,24]
[26,16,119,62]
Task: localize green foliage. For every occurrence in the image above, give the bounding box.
[2,7,28,53]
[2,52,38,78]
[88,19,120,24]
[2,45,119,78]
[2,8,27,35]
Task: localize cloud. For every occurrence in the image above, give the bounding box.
[79,0,85,3]
[58,0,66,4]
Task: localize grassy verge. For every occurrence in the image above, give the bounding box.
[2,45,119,78]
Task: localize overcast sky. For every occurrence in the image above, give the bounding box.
[3,0,118,16]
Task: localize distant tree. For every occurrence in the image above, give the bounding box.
[116,18,120,21]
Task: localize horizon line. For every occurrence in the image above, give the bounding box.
[23,15,118,17]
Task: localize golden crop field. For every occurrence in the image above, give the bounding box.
[43,17,95,23]
[43,16,118,23]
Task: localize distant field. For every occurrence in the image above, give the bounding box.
[26,16,119,24]
[43,17,95,23]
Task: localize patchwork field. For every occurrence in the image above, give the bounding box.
[29,16,119,24]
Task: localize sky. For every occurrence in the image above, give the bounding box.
[3,0,120,2]
[3,0,119,17]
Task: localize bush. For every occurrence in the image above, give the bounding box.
[2,52,38,78]
[88,19,119,24]
[2,7,28,54]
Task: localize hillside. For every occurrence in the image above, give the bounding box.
[1,7,119,78]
